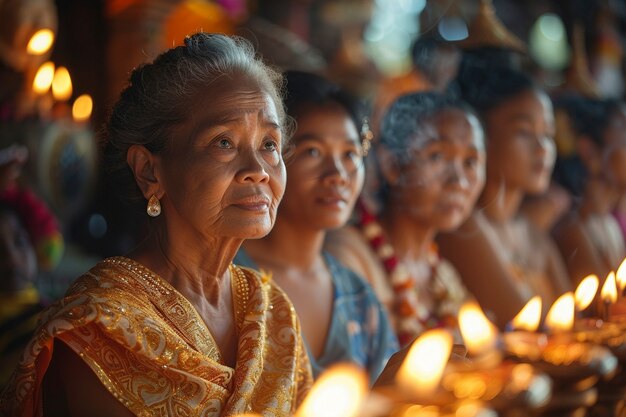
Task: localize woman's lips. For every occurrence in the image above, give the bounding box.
[232,196,270,212]
[315,193,348,210]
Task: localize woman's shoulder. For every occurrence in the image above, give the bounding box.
[53,257,165,314]
[326,226,384,281]
[323,252,375,294]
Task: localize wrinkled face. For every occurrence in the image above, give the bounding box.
[602,106,626,190]
[0,212,37,294]
[279,102,364,230]
[484,89,556,195]
[387,108,486,231]
[157,80,286,240]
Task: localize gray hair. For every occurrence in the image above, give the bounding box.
[103,32,285,209]
[380,91,478,164]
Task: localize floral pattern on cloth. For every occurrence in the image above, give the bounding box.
[0,257,312,417]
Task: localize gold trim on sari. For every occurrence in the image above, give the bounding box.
[1,257,312,416]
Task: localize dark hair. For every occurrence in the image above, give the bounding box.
[380,91,479,164]
[283,70,365,133]
[554,95,623,147]
[552,95,624,196]
[449,59,536,115]
[410,36,458,83]
[103,33,285,209]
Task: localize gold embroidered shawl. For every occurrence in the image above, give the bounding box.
[0,257,312,416]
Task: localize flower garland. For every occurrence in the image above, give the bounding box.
[357,201,457,346]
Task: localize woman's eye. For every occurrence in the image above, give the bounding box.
[464,157,478,168]
[263,140,279,152]
[427,151,444,162]
[516,130,535,140]
[346,149,362,160]
[304,147,321,157]
[215,138,233,149]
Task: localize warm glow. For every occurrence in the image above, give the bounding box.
[511,296,542,332]
[545,292,574,332]
[52,67,73,101]
[72,94,93,122]
[295,364,367,417]
[33,62,55,95]
[574,275,599,311]
[616,259,626,291]
[27,29,55,55]
[396,329,452,395]
[601,272,618,304]
[458,302,498,356]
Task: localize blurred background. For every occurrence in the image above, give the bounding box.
[0,0,625,297]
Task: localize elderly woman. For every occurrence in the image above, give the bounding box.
[235,71,397,383]
[0,33,312,416]
[327,91,486,346]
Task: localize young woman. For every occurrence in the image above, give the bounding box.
[327,91,486,346]
[437,63,571,327]
[236,71,398,382]
[553,96,626,283]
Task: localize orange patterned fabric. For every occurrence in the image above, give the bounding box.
[0,257,312,416]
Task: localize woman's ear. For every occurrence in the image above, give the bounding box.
[376,146,401,187]
[127,145,163,199]
[576,135,600,175]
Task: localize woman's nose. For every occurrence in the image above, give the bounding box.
[322,155,350,186]
[236,149,270,183]
[446,161,469,190]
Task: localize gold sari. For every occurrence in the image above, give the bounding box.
[0,257,312,417]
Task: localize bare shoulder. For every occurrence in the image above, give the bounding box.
[438,211,529,328]
[43,339,134,417]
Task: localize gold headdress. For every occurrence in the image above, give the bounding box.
[564,24,601,99]
[457,0,526,53]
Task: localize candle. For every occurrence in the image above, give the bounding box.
[511,296,542,332]
[600,272,618,321]
[458,302,498,358]
[27,29,55,56]
[616,259,626,295]
[396,329,453,398]
[295,363,367,417]
[72,94,93,123]
[33,62,55,95]
[52,66,73,102]
[574,275,599,312]
[545,292,575,334]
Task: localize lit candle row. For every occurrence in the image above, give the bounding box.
[31,61,93,123]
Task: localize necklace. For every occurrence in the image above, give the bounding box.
[357,201,458,346]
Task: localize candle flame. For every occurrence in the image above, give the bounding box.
[52,67,73,101]
[601,271,618,304]
[545,292,574,332]
[616,259,626,291]
[72,94,93,122]
[396,329,452,395]
[511,296,542,331]
[295,363,367,417]
[27,29,55,55]
[458,302,498,356]
[574,274,599,311]
[33,62,55,95]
